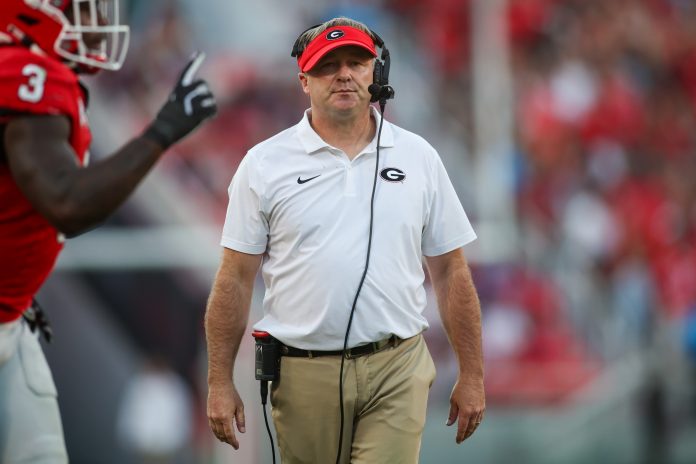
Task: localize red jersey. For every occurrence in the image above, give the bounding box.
[0,46,91,322]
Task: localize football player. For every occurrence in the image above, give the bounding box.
[0,1,217,461]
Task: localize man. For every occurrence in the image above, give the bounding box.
[206,17,484,463]
[0,1,216,462]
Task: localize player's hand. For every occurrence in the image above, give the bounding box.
[447,376,485,443]
[207,382,246,449]
[145,51,217,149]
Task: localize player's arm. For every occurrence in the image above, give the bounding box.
[3,53,216,237]
[205,247,262,449]
[425,247,485,443]
[5,114,164,237]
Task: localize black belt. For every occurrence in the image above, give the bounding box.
[281,334,403,359]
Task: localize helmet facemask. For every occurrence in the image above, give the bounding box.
[56,0,129,71]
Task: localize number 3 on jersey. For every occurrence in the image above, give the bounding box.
[18,64,47,103]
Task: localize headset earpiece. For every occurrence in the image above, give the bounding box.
[369,59,385,103]
[367,30,394,104]
[373,60,383,87]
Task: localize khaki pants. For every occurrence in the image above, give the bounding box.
[270,334,436,464]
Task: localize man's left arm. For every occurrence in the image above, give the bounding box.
[425,247,485,443]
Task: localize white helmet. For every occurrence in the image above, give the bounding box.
[1,0,130,71]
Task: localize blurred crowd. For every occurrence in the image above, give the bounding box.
[511,0,696,320]
[394,0,696,404]
[87,0,696,412]
[506,0,696,397]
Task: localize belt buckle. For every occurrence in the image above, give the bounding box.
[344,347,358,359]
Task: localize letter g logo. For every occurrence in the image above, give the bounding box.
[326,30,345,40]
[380,167,406,183]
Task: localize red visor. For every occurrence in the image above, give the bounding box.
[298,26,377,72]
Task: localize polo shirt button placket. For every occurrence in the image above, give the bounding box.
[344,161,357,196]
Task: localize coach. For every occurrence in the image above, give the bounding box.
[205,16,485,463]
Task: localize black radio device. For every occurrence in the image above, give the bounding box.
[252,330,280,464]
[253,330,280,382]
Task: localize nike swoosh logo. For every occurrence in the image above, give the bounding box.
[297,175,321,184]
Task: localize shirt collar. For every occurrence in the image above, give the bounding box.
[296,106,395,155]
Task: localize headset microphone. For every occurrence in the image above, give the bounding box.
[368,83,395,104]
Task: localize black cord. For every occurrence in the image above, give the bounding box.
[260,381,277,464]
[335,100,387,464]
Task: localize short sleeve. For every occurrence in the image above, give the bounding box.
[0,50,78,118]
[220,153,269,254]
[421,153,477,256]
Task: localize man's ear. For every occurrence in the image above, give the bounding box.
[298,72,310,96]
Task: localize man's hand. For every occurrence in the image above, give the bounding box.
[207,382,246,449]
[447,377,485,443]
[144,51,217,149]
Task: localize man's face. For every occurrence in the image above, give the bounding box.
[64,1,107,50]
[299,46,375,118]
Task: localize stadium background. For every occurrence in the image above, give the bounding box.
[36,0,696,462]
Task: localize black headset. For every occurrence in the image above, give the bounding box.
[291,24,395,104]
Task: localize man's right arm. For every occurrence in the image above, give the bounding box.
[205,247,262,449]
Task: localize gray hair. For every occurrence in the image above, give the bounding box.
[294,17,374,57]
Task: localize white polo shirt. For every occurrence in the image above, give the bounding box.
[221,107,476,350]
